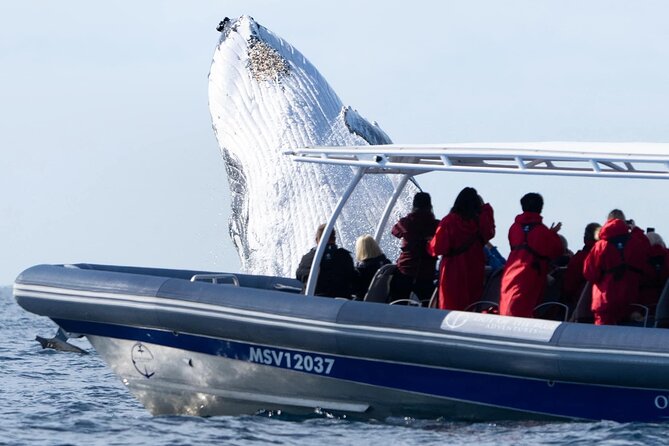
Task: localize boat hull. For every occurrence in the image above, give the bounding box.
[14,264,669,422]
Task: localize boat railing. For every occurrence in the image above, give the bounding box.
[533,302,570,322]
[190,273,240,286]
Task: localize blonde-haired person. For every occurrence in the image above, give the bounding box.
[353,235,391,299]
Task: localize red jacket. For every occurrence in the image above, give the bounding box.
[392,209,439,280]
[562,240,595,309]
[583,219,649,324]
[428,203,496,310]
[500,212,563,317]
[639,244,669,307]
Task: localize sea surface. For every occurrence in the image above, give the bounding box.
[2,286,668,446]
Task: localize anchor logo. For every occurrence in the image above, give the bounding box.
[131,342,155,378]
[443,311,470,330]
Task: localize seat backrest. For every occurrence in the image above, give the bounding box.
[543,267,567,304]
[364,264,398,303]
[569,281,593,323]
[654,278,669,328]
[480,267,504,305]
[423,287,439,308]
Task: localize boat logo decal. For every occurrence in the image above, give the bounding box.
[440,311,560,343]
[131,342,155,378]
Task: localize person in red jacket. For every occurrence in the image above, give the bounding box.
[583,210,650,325]
[562,222,601,310]
[391,192,439,302]
[500,193,564,318]
[638,231,669,310]
[428,187,496,310]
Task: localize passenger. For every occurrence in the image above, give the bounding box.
[638,231,669,310]
[552,235,574,268]
[499,193,564,318]
[352,234,391,299]
[295,224,356,298]
[428,188,496,310]
[390,192,439,302]
[484,242,506,271]
[583,210,649,325]
[562,222,601,310]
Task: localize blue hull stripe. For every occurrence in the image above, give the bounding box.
[55,318,669,422]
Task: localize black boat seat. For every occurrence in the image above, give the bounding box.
[461,267,503,313]
[570,281,594,323]
[654,278,669,328]
[363,264,398,304]
[533,302,569,321]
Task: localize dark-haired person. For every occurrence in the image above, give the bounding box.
[390,192,439,302]
[562,222,601,310]
[296,224,356,298]
[500,193,563,317]
[428,187,496,310]
[583,210,649,325]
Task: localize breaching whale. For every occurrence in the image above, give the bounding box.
[208,15,419,277]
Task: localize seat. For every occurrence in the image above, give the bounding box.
[569,281,594,323]
[363,264,398,304]
[461,267,503,313]
[533,302,569,321]
[481,267,504,305]
[654,278,669,328]
[423,287,439,308]
[534,267,570,321]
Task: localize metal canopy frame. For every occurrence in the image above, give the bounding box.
[290,143,669,296]
[285,144,669,179]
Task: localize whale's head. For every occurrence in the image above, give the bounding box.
[208,16,413,277]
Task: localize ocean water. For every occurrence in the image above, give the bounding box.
[2,286,667,446]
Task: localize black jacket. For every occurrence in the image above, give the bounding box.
[296,244,355,298]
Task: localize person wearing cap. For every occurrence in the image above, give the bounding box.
[390,192,439,302]
[428,187,496,311]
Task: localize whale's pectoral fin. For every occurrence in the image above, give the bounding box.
[35,328,88,354]
[343,106,393,146]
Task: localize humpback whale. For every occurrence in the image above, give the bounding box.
[208,15,418,277]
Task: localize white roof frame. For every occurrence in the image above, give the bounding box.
[285,143,669,179]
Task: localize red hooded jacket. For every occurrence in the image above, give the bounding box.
[499,212,563,318]
[639,243,669,307]
[392,209,439,280]
[428,203,496,310]
[583,219,649,325]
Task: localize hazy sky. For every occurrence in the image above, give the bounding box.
[2,1,669,285]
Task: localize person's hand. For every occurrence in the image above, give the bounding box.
[550,222,562,232]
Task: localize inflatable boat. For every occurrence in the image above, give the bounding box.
[13,143,669,422]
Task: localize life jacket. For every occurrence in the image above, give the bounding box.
[446,234,483,258]
[603,233,643,280]
[510,223,550,272]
